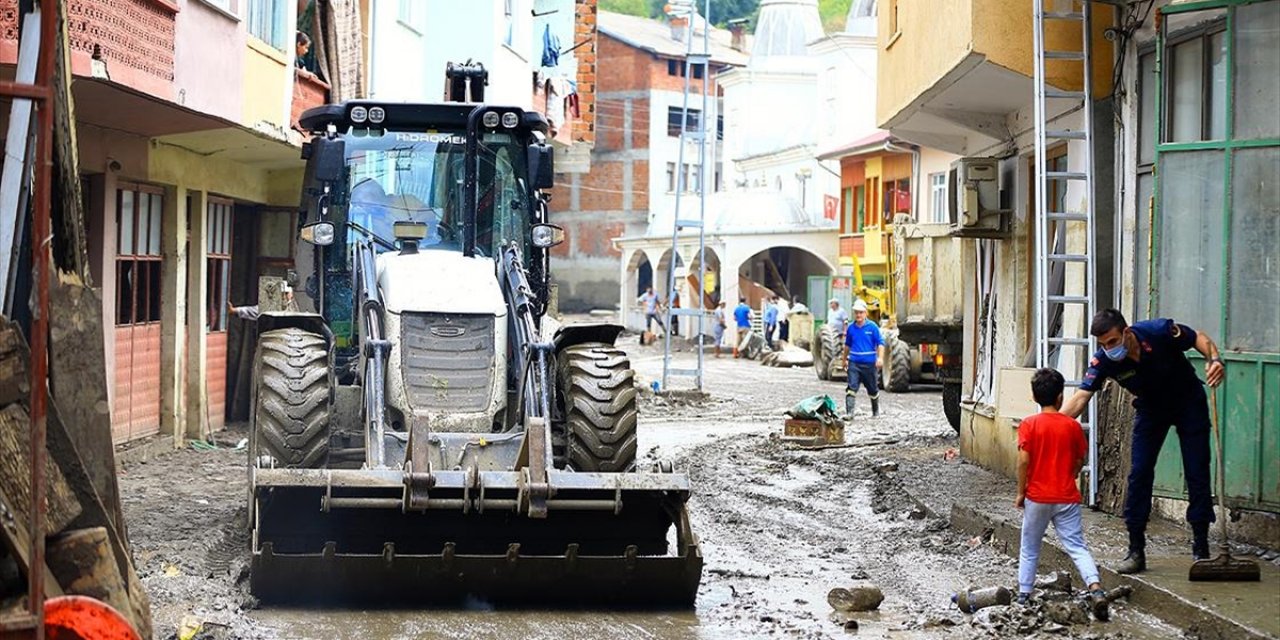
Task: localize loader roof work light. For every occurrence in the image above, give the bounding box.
[350,106,368,123]
[393,220,429,240]
[531,223,565,248]
[501,112,519,128]
[368,106,386,124]
[482,111,501,128]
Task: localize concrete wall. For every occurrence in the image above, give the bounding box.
[243,37,293,132]
[174,0,244,121]
[368,0,432,100]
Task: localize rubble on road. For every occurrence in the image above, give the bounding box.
[760,343,813,368]
[828,585,884,612]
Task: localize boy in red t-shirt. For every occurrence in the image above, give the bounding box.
[1016,368,1108,619]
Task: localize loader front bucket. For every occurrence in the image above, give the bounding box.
[248,468,703,606]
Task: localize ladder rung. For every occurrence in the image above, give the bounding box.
[1046,129,1087,140]
[1042,11,1084,20]
[1045,88,1085,99]
[1048,336,1092,346]
[675,219,703,228]
[1044,50,1085,60]
[1048,295,1089,304]
[1046,171,1088,181]
[1047,212,1089,222]
[667,368,700,377]
[1048,253,1089,263]
[669,308,704,317]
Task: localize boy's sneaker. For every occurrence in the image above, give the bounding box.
[1015,592,1030,606]
[1114,551,1146,574]
[1088,589,1110,622]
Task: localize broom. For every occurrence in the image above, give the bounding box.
[1189,386,1261,582]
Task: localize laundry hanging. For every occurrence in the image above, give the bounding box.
[541,24,561,67]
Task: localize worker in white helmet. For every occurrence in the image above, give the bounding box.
[842,299,884,419]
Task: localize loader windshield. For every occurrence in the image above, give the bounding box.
[339,129,530,257]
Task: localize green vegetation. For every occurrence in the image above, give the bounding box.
[599,0,851,32]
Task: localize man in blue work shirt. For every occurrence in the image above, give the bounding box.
[732,297,752,358]
[1061,309,1225,575]
[842,299,884,419]
[763,296,779,350]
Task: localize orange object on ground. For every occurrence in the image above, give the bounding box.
[44,595,141,640]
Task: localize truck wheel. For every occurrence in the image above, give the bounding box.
[250,328,331,468]
[558,343,638,472]
[885,335,911,393]
[942,382,962,433]
[813,329,831,380]
[820,325,843,381]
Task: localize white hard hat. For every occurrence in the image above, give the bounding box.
[852,299,868,312]
[829,298,839,305]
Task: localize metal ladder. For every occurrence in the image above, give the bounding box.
[662,1,712,392]
[1032,0,1098,504]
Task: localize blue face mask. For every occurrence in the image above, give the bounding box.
[1104,342,1128,361]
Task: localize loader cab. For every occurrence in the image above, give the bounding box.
[295,101,556,353]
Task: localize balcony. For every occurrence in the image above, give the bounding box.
[875,0,1112,154]
[838,230,889,266]
[291,68,329,133]
[0,0,180,98]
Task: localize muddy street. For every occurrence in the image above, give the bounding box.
[119,336,1177,639]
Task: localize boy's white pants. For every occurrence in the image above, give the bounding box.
[1019,499,1101,593]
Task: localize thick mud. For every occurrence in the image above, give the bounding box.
[119,335,1181,639]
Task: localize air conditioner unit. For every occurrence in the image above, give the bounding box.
[949,157,1011,238]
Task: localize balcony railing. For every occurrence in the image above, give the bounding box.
[291,67,329,132]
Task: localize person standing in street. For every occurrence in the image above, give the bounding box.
[763,296,779,350]
[1016,368,1109,619]
[827,298,850,336]
[776,296,792,343]
[1061,309,1225,574]
[638,286,665,336]
[842,299,883,418]
[712,301,728,358]
[732,297,752,359]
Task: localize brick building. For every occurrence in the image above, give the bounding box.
[548,10,746,312]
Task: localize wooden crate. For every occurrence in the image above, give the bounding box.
[782,418,844,447]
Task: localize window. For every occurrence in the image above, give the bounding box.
[116,186,163,326]
[1164,13,1227,142]
[716,114,724,141]
[667,107,701,137]
[203,0,234,13]
[883,178,911,221]
[666,162,677,193]
[668,59,679,76]
[691,63,704,80]
[206,200,234,332]
[1155,1,1280,353]
[399,0,425,32]
[928,172,947,223]
[854,185,866,232]
[247,0,288,50]
[1134,50,1157,317]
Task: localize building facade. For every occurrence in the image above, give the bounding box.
[1,0,345,444]
[553,10,744,313]
[876,0,1278,527]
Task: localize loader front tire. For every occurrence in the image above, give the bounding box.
[884,334,911,393]
[250,328,331,468]
[557,343,638,472]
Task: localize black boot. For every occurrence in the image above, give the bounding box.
[1117,526,1147,574]
[871,396,880,417]
[1192,521,1211,560]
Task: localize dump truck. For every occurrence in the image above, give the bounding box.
[891,216,964,431]
[244,69,701,604]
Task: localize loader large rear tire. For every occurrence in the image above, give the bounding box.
[942,382,962,434]
[558,343,638,472]
[250,328,331,468]
[884,334,911,393]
